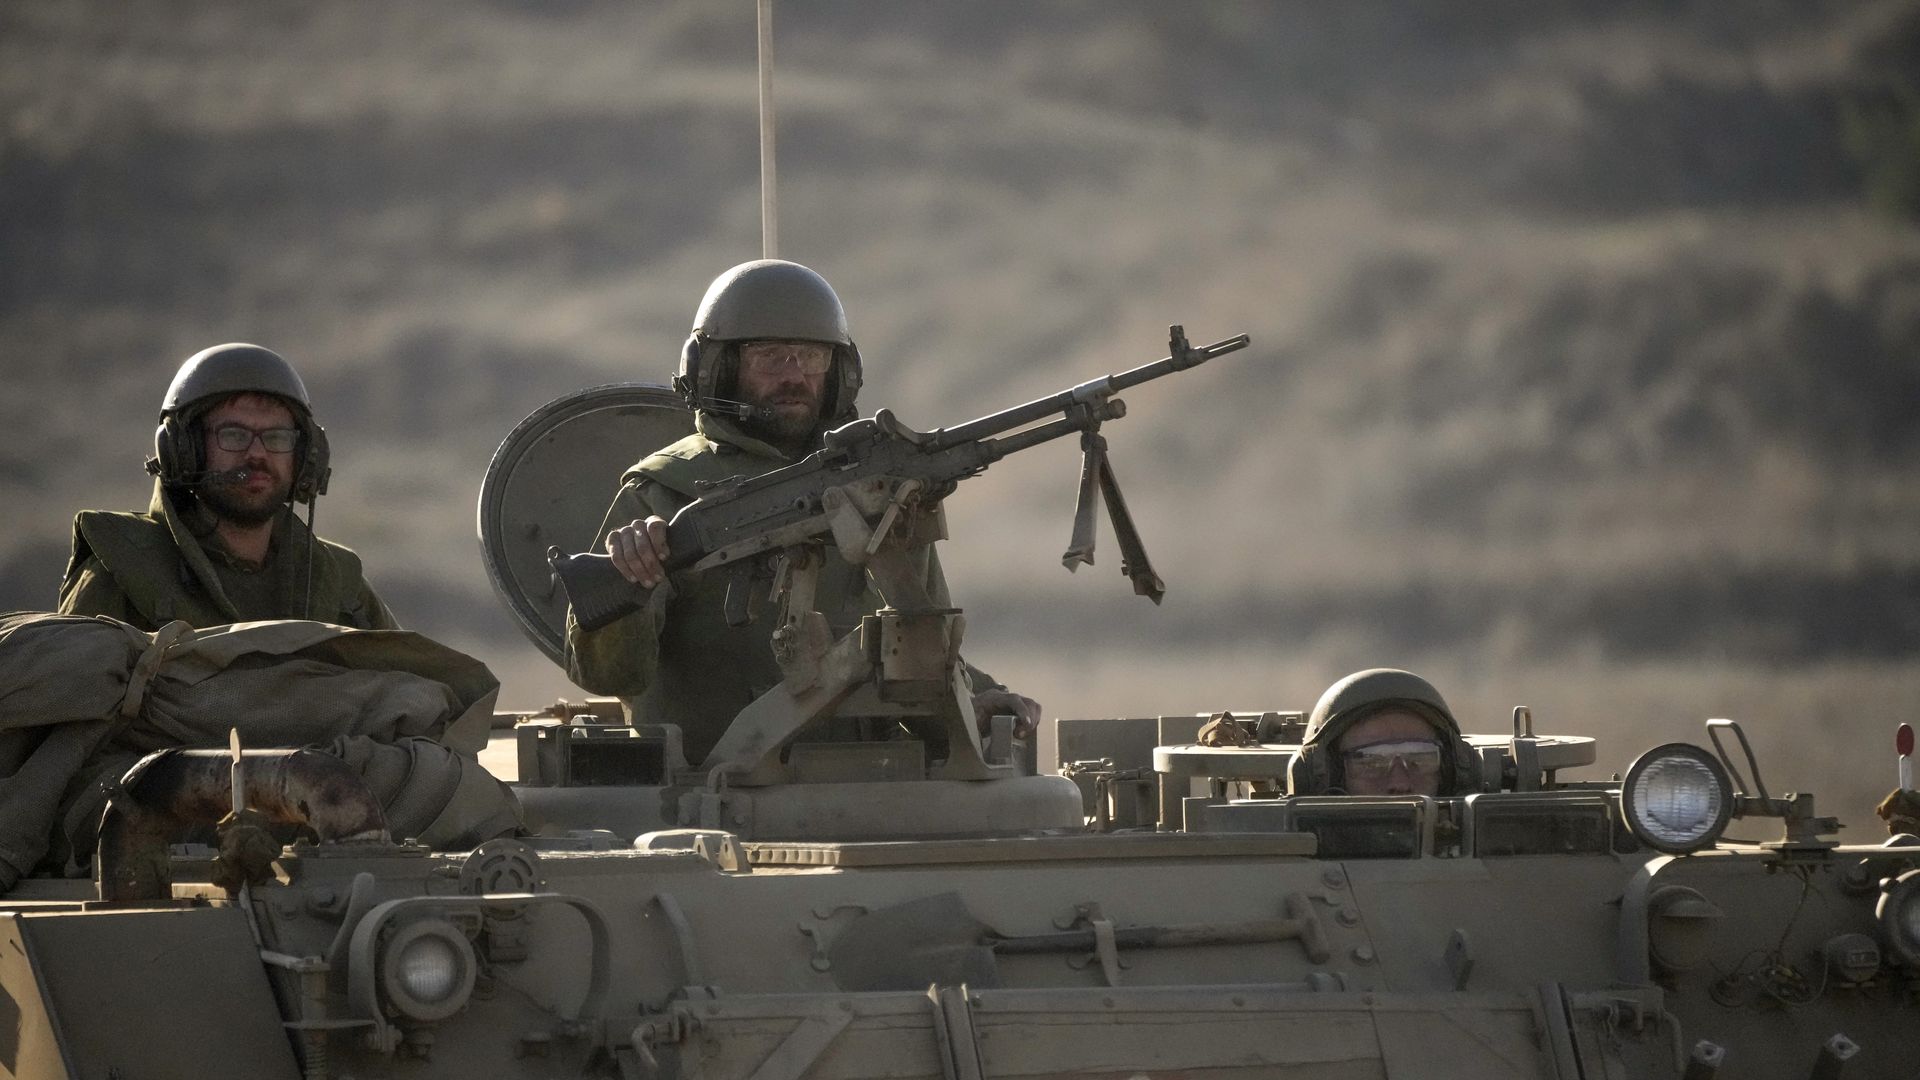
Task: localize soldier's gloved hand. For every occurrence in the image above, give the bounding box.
[1876,788,1920,838]
[971,688,1041,739]
[607,516,671,587]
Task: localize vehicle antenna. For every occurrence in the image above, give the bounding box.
[757,0,778,258]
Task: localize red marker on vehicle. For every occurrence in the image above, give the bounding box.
[1900,723,1914,791]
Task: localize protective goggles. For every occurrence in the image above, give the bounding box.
[739,340,833,375]
[1340,739,1444,782]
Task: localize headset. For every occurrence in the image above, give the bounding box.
[1288,698,1483,796]
[672,261,865,429]
[148,401,330,503]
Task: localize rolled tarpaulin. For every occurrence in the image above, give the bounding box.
[0,612,518,891]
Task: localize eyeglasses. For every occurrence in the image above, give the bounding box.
[739,340,833,376]
[1340,739,1444,782]
[212,425,299,454]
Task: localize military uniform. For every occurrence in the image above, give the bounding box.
[58,481,396,632]
[565,411,995,765]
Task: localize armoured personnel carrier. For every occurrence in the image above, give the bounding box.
[2,376,1915,1079]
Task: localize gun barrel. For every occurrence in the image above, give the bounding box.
[927,333,1249,451]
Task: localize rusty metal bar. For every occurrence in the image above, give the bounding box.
[97,748,390,902]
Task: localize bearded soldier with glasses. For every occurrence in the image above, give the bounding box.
[58,343,396,631]
[565,260,1041,768]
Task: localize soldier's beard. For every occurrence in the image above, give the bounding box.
[746,408,818,446]
[196,472,293,527]
[742,386,823,450]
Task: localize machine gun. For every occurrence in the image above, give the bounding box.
[549,324,1247,784]
[550,324,1249,633]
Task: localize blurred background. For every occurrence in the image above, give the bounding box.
[3,1,1916,837]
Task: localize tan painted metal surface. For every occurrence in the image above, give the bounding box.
[4,387,1915,1079]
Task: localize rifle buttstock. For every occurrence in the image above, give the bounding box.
[548,548,654,633]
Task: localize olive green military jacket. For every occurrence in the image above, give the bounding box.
[565,412,995,765]
[57,482,397,632]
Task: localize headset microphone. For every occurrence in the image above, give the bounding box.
[198,467,256,487]
[692,397,775,422]
[146,464,261,489]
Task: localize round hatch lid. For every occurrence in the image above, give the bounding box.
[477,383,696,663]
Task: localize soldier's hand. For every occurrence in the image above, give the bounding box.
[971,688,1042,740]
[607,516,671,588]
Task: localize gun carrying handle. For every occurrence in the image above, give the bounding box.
[721,561,755,628]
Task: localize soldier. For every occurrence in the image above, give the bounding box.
[1288,668,1481,796]
[58,343,396,631]
[565,259,1039,765]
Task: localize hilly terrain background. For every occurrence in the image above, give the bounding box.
[3,1,1917,837]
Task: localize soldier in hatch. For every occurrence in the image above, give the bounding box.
[58,343,396,631]
[565,259,1039,765]
[1288,668,1481,797]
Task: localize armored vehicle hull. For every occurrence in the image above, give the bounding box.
[5,721,1917,1079]
[5,385,1914,1079]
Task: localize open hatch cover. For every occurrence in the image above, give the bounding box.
[477,383,695,663]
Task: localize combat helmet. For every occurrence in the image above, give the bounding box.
[1287,668,1482,795]
[146,343,331,502]
[673,260,864,430]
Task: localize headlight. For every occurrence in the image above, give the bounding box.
[380,919,477,1022]
[1621,743,1733,854]
[1879,869,1920,968]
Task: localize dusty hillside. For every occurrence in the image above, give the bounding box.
[2,1,1917,835]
